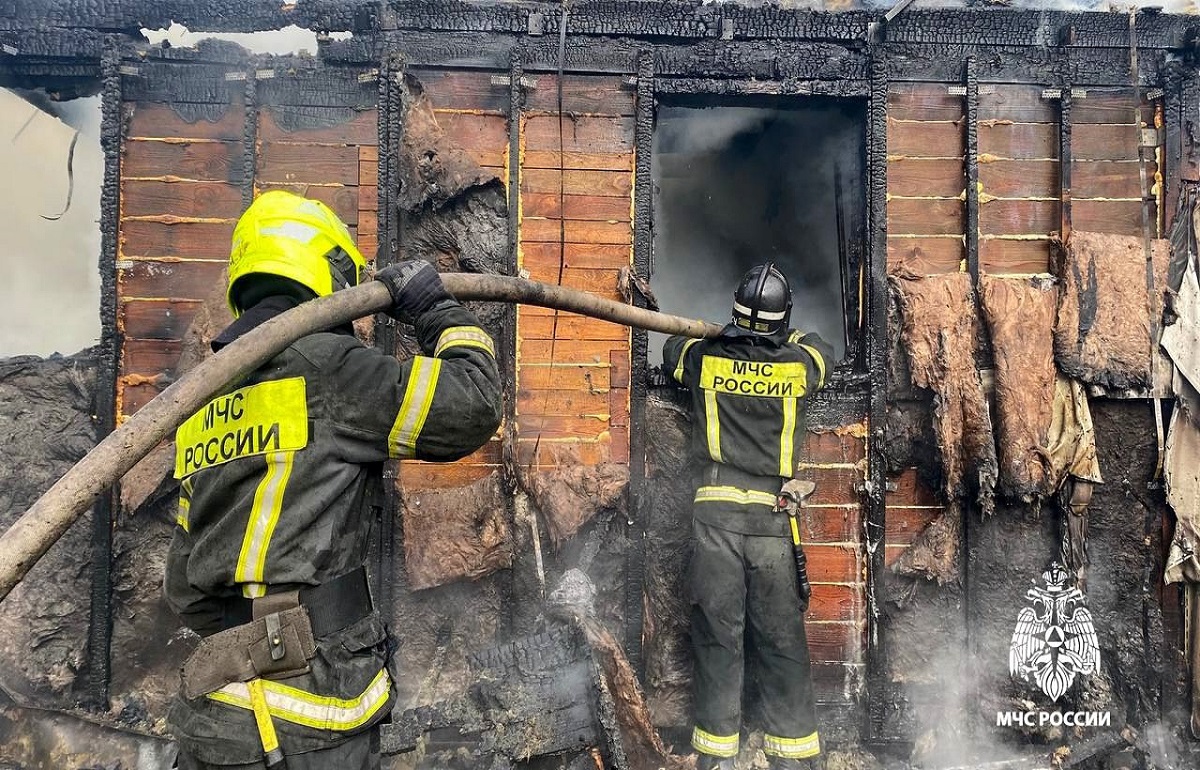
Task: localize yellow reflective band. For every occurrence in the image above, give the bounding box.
[388,357,443,459]
[788,330,802,344]
[209,669,392,732]
[694,486,777,507]
[235,451,295,586]
[780,395,797,477]
[703,389,722,462]
[674,338,701,384]
[242,583,267,599]
[247,679,281,755]
[699,356,808,399]
[175,377,308,478]
[789,514,802,546]
[692,727,739,758]
[434,326,496,358]
[176,497,190,532]
[763,731,821,759]
[800,344,827,388]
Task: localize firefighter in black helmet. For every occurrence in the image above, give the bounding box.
[662,264,833,770]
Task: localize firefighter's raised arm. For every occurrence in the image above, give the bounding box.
[324,260,503,464]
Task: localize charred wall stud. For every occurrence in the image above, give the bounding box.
[1060,88,1074,244]
[84,34,123,711]
[964,57,980,287]
[504,46,522,638]
[374,52,404,626]
[864,46,891,745]
[240,70,257,208]
[626,49,654,673]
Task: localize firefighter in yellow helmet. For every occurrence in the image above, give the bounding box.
[164,191,502,769]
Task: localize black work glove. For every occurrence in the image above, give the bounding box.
[375,259,452,325]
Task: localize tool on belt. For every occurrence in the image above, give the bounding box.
[774,479,816,613]
[180,568,374,769]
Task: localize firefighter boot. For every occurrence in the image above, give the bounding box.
[696,755,736,770]
[767,758,819,770]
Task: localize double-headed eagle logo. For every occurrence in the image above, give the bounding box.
[1009,563,1101,702]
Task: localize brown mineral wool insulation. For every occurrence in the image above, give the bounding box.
[1054,231,1171,391]
[980,275,1058,502]
[401,471,513,590]
[580,617,695,770]
[891,270,997,515]
[892,502,963,585]
[400,75,499,212]
[521,445,629,544]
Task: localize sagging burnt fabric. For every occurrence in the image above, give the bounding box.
[979,276,1058,502]
[891,270,997,516]
[401,471,514,590]
[1054,231,1171,391]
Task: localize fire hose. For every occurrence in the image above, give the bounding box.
[0,274,722,604]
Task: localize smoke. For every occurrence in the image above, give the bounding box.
[0,89,103,358]
[650,101,862,365]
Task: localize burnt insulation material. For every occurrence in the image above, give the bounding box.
[1054,232,1171,391]
[520,448,630,545]
[110,496,194,731]
[891,503,963,586]
[401,471,514,590]
[980,275,1058,503]
[641,391,695,727]
[970,402,1167,748]
[397,76,501,216]
[0,351,98,710]
[891,270,997,515]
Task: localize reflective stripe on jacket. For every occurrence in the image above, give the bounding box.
[662,326,832,480]
[167,298,501,624]
[164,297,501,761]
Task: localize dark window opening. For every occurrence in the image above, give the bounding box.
[649,97,867,371]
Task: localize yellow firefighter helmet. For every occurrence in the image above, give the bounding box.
[227,190,367,316]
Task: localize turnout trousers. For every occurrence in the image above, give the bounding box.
[690,519,820,760]
[176,729,379,769]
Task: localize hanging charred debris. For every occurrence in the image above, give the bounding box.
[3,1,1200,769]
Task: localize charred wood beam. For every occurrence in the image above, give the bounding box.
[1185,68,1200,184]
[502,47,522,638]
[82,35,123,712]
[240,68,257,209]
[1164,64,1184,230]
[373,54,403,628]
[344,33,867,82]
[864,44,891,744]
[1060,88,1074,244]
[327,32,1168,89]
[654,77,868,98]
[626,49,654,675]
[5,4,1200,50]
[964,57,980,287]
[882,43,1161,87]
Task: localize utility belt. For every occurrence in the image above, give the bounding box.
[181,567,373,700]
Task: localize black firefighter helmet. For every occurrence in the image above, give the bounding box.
[731,263,792,336]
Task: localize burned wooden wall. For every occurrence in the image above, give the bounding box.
[3,2,1200,766]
